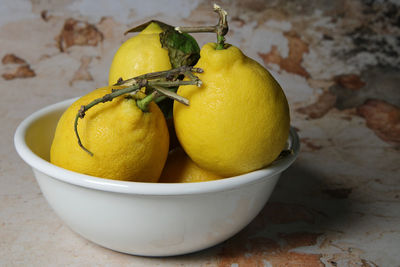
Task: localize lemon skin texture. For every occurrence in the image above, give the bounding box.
[108,22,171,85]
[173,43,290,177]
[159,147,222,183]
[50,86,169,182]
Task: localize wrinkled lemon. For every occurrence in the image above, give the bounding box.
[173,43,290,177]
[159,147,222,183]
[108,22,171,85]
[50,86,169,182]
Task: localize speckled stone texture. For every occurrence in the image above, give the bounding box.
[1,0,399,266]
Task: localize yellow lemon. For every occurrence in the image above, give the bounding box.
[50,86,169,182]
[108,22,171,85]
[159,147,222,183]
[173,43,290,177]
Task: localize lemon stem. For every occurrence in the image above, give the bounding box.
[136,91,157,112]
[74,66,202,156]
[216,35,225,50]
[175,4,228,50]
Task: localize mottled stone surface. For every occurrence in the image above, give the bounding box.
[1,0,399,266]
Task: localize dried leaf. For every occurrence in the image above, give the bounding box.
[2,65,35,80]
[263,252,324,267]
[2,54,26,65]
[259,31,310,77]
[334,74,366,90]
[57,18,103,52]
[40,10,51,22]
[279,232,322,249]
[296,91,337,119]
[357,99,400,145]
[300,138,323,151]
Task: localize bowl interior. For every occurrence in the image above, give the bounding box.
[15,98,299,195]
[25,106,65,161]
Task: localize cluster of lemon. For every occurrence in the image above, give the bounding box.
[50,8,290,183]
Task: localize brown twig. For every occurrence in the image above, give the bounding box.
[174,4,228,50]
[74,66,203,156]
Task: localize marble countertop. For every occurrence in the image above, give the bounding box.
[1,0,399,266]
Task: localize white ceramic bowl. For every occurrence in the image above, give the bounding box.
[14,97,299,257]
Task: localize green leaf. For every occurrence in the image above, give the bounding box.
[125,20,200,118]
[160,29,200,69]
[125,20,200,68]
[158,29,200,118]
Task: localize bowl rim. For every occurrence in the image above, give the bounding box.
[14,97,300,195]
